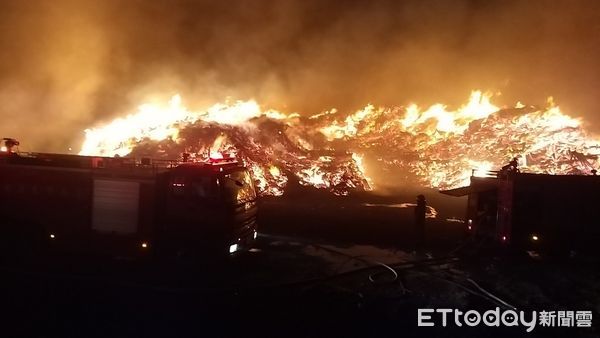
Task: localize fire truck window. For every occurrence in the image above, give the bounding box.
[221,170,256,204]
[191,177,217,199]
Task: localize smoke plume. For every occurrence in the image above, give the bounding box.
[1,0,599,151]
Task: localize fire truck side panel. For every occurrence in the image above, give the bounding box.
[496,178,513,241]
[463,173,600,251]
[85,176,157,255]
[510,174,600,251]
[138,181,157,242]
[91,179,140,235]
[0,163,161,255]
[0,165,93,246]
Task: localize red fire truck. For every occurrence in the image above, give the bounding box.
[0,139,258,258]
[441,168,600,252]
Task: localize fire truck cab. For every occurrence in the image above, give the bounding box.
[0,144,258,258]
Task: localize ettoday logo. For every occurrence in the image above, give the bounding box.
[418,308,593,332]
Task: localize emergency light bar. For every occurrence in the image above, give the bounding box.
[208,151,238,165]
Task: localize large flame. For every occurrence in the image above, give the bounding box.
[80,91,600,194]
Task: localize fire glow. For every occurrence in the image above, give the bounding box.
[80,91,600,195]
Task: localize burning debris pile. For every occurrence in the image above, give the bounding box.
[80,91,600,194]
[314,94,600,189]
[127,117,369,196]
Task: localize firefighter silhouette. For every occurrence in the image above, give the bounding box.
[2,138,19,152]
[414,194,427,251]
[499,157,520,177]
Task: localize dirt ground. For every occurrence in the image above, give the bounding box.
[0,192,598,338]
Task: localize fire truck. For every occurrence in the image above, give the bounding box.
[0,138,258,258]
[441,168,600,252]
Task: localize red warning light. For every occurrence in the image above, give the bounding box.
[209,151,224,160]
[208,151,237,164]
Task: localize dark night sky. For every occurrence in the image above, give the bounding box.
[0,0,599,151]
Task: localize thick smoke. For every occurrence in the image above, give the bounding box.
[1,0,600,152]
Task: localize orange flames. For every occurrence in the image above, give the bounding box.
[79,91,600,194]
